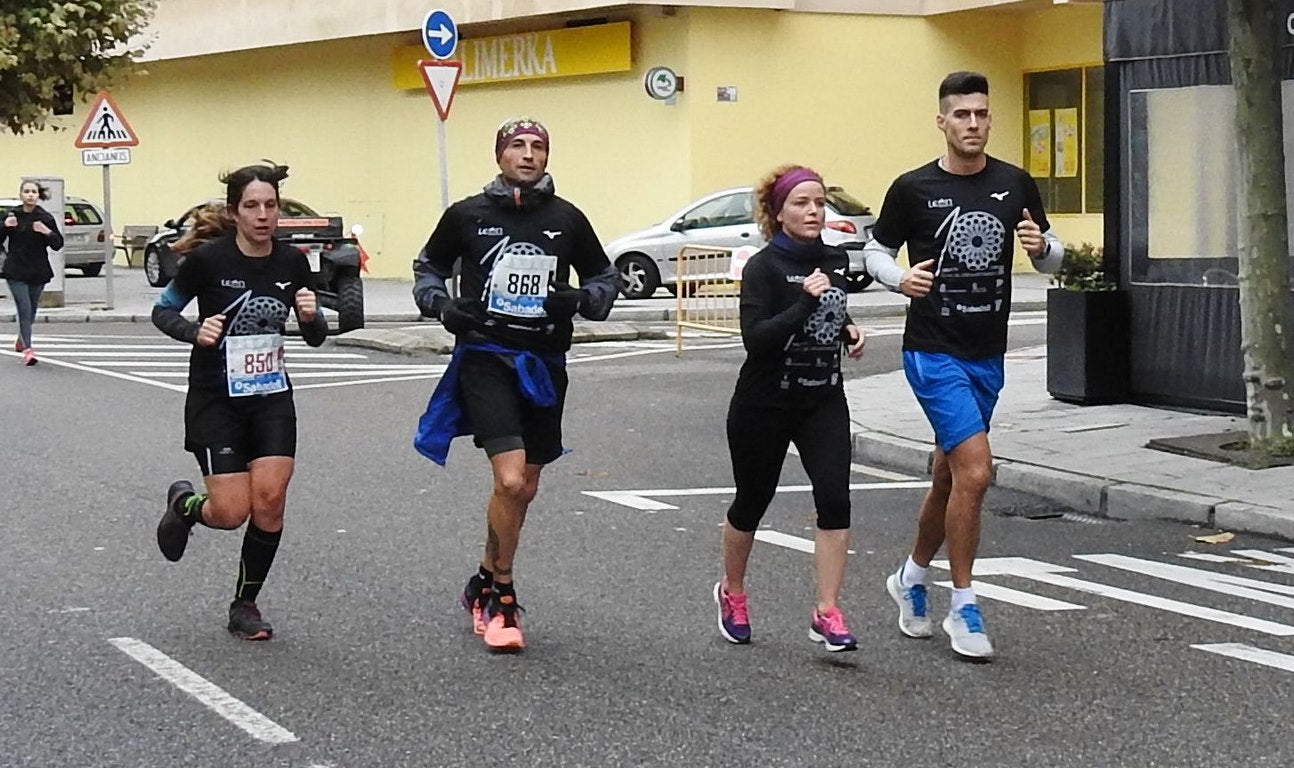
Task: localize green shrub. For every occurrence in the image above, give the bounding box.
[1050,242,1117,291]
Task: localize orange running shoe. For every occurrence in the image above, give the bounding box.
[459,574,492,636]
[482,592,525,652]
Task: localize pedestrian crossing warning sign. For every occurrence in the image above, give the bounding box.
[74,92,139,148]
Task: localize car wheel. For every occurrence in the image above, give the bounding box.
[617,253,660,300]
[335,269,365,333]
[846,272,874,293]
[144,247,167,287]
[79,264,103,277]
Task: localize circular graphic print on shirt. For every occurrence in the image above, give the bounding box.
[228,295,291,335]
[805,286,848,345]
[945,211,1006,271]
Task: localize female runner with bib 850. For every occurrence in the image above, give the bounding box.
[151,163,329,640]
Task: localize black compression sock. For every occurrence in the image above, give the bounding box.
[477,565,494,585]
[235,522,282,603]
[177,493,208,527]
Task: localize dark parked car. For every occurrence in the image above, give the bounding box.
[142,199,367,332]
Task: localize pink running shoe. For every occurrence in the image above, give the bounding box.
[809,606,857,652]
[713,581,751,644]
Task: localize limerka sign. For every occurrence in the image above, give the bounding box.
[460,34,558,83]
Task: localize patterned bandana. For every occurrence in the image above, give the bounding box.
[494,117,550,160]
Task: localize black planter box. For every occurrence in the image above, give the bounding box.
[1046,288,1130,405]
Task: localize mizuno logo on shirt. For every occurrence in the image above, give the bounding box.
[542,230,562,239]
[478,227,504,236]
[832,267,847,276]
[990,190,1010,201]
[927,198,954,209]
[274,281,291,290]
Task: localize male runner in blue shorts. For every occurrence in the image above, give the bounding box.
[863,72,1063,660]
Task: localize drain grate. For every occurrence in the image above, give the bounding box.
[991,504,1114,524]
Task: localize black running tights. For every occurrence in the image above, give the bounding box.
[724,395,851,533]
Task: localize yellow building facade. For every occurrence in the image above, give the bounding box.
[0,1,1104,278]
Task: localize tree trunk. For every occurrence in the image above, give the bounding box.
[1228,0,1294,445]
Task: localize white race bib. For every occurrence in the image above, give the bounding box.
[487,252,558,319]
[225,333,288,397]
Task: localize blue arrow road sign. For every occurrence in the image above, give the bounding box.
[422,9,458,59]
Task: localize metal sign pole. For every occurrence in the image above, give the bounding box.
[102,163,115,309]
[437,116,449,212]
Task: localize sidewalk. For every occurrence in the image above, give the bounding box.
[844,348,1294,541]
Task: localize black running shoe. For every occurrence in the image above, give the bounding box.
[157,480,195,562]
[227,599,273,640]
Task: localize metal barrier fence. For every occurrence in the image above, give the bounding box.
[674,244,742,356]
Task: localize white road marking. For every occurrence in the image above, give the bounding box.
[41,351,367,359]
[94,361,443,371]
[755,530,816,553]
[584,480,931,511]
[138,370,441,379]
[0,351,186,392]
[1192,642,1294,673]
[1178,552,1242,563]
[108,637,298,744]
[293,373,443,391]
[1230,549,1294,574]
[933,580,1086,611]
[786,443,916,481]
[1076,554,1294,607]
[937,557,1294,636]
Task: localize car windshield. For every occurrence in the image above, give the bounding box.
[825,187,871,216]
[280,199,319,218]
[67,203,103,226]
[684,192,753,228]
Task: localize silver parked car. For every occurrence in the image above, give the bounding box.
[604,186,877,299]
[0,195,109,276]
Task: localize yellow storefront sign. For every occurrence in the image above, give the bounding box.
[392,21,631,90]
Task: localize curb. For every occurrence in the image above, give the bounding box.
[850,430,1294,541]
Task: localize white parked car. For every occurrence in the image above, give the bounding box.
[604,186,877,299]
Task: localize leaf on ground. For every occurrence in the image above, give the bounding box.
[1192,531,1236,544]
[576,470,610,478]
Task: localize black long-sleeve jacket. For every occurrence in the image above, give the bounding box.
[0,206,64,283]
[412,174,619,353]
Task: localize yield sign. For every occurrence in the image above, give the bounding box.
[75,92,139,148]
[418,59,462,121]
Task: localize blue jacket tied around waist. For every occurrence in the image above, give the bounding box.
[414,343,564,466]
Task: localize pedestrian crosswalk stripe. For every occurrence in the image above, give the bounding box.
[934,580,1086,611]
[10,334,446,392]
[1192,643,1294,673]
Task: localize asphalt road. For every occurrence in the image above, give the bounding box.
[2,319,1292,767]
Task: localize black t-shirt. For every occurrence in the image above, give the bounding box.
[170,235,315,392]
[732,241,852,409]
[420,191,613,353]
[871,156,1049,359]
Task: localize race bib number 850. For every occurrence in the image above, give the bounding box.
[225,333,288,397]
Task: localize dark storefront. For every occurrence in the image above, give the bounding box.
[1104,0,1294,412]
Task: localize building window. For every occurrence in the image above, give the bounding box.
[1024,66,1104,215]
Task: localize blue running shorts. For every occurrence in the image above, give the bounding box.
[902,350,1005,454]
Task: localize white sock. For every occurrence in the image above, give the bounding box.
[950,587,977,613]
[899,556,928,589]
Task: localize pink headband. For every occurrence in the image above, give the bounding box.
[770,167,824,215]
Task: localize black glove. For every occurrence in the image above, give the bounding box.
[440,297,477,335]
[424,293,449,320]
[544,284,586,319]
